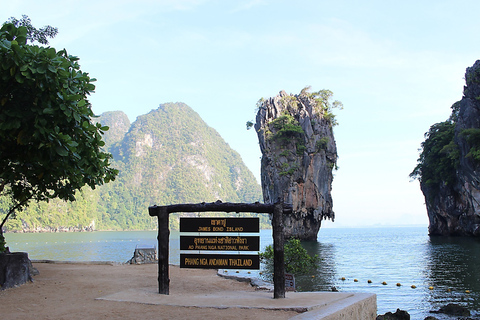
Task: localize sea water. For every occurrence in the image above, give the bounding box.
[5,227,480,318]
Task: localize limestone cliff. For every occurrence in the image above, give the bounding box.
[254,89,339,240]
[417,61,480,236]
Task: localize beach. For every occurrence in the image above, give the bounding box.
[0,262,299,320]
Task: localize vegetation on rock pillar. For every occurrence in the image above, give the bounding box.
[0,22,118,236]
[410,119,459,191]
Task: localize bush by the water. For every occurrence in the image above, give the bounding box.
[259,238,319,277]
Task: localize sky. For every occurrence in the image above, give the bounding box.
[2,0,480,228]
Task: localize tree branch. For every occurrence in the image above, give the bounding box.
[0,195,33,235]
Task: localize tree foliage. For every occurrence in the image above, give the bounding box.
[0,23,118,236]
[270,112,304,142]
[6,15,58,45]
[247,86,343,131]
[299,86,343,127]
[460,128,480,161]
[410,120,458,188]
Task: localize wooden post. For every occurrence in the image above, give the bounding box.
[151,206,170,295]
[272,201,285,299]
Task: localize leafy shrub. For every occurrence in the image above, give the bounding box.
[410,121,459,189]
[259,238,319,277]
[316,137,329,151]
[270,113,304,142]
[460,128,480,161]
[296,143,306,155]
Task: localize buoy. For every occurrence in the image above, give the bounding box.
[367,280,372,283]
[396,283,401,287]
[411,285,416,289]
[466,290,471,294]
[447,288,451,292]
[341,277,346,281]
[311,275,315,278]
[354,279,358,282]
[428,286,434,290]
[382,281,387,285]
[236,271,239,273]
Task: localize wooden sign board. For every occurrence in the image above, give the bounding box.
[180,253,260,269]
[285,273,296,291]
[180,236,260,251]
[180,217,259,233]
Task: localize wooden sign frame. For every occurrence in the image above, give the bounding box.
[148,200,292,299]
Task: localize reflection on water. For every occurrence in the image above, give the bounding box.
[295,241,336,292]
[293,228,479,318]
[296,228,434,318]
[424,236,480,316]
[4,227,480,318]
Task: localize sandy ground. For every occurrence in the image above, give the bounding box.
[0,262,299,320]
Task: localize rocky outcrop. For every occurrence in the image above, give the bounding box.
[421,61,480,236]
[127,247,157,264]
[375,309,410,320]
[430,303,471,317]
[0,252,33,290]
[254,89,338,240]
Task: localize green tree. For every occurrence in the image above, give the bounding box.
[259,238,319,277]
[0,23,118,250]
[410,120,458,189]
[6,15,58,45]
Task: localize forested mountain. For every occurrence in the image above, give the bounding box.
[3,103,263,231]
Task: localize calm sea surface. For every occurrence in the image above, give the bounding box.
[5,227,480,318]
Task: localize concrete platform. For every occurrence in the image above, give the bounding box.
[97,289,376,319]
